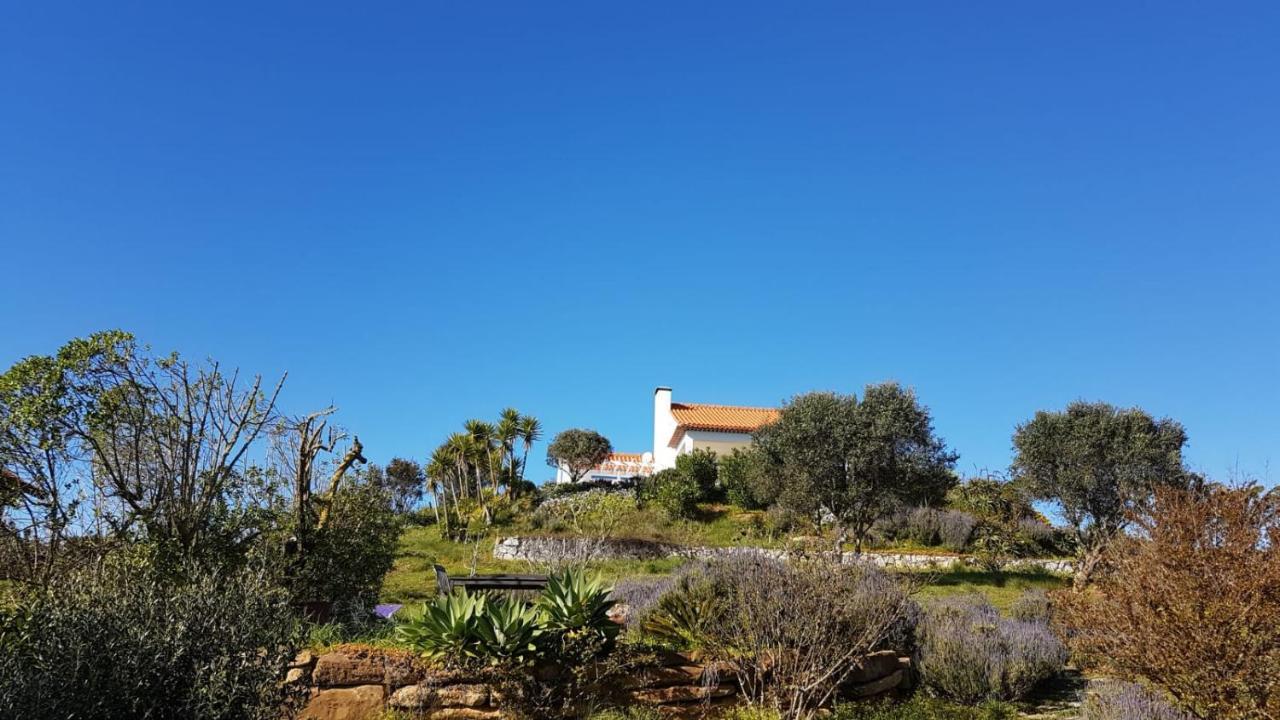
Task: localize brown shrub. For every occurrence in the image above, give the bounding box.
[1054,484,1280,720]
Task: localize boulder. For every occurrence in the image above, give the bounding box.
[388,683,491,709]
[618,665,706,689]
[313,652,386,687]
[845,650,902,685]
[844,669,905,699]
[298,685,384,720]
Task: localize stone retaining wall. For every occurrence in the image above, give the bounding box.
[292,645,911,719]
[492,536,1074,574]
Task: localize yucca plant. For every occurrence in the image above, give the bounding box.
[537,569,620,644]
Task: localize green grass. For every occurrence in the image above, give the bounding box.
[380,525,693,603]
[907,567,1069,613]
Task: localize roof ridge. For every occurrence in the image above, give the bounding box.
[673,401,778,412]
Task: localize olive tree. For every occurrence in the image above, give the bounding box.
[545,428,612,484]
[755,383,957,553]
[1012,400,1189,586]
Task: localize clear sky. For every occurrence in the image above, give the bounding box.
[2,2,1277,484]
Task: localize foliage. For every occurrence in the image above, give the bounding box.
[915,594,1067,704]
[674,447,718,498]
[0,549,303,720]
[753,385,958,552]
[546,429,613,484]
[537,568,620,645]
[718,447,770,510]
[1007,588,1052,623]
[687,556,920,719]
[833,696,1020,720]
[395,590,542,665]
[1012,401,1189,584]
[383,457,426,514]
[1081,681,1193,720]
[285,474,401,617]
[427,410,542,537]
[637,570,721,648]
[640,468,701,520]
[0,331,286,582]
[1054,483,1280,720]
[608,575,674,629]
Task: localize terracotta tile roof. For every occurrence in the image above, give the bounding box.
[592,452,655,476]
[670,402,780,434]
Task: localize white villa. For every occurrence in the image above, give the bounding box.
[554,386,779,483]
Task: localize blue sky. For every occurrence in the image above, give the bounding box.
[2,2,1277,483]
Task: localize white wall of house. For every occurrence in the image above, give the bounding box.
[679,429,754,457]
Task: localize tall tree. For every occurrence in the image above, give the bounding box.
[1011,400,1188,586]
[545,429,612,484]
[383,457,426,514]
[755,384,957,553]
[516,414,543,488]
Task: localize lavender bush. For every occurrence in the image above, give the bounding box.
[938,510,979,551]
[915,595,1067,703]
[610,575,675,628]
[906,506,942,546]
[1082,680,1192,720]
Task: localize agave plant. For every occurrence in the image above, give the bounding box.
[537,568,620,643]
[396,590,489,661]
[476,596,544,666]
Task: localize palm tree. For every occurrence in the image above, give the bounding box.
[497,408,521,493]
[517,414,542,489]
[464,419,499,495]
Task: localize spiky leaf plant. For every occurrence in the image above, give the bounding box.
[537,569,620,644]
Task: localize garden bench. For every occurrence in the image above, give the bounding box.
[433,564,548,595]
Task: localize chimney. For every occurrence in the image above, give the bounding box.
[653,387,677,470]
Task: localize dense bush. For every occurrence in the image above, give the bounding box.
[0,551,303,720]
[938,510,979,551]
[1082,681,1192,720]
[718,447,770,510]
[915,595,1066,703]
[675,448,718,498]
[639,468,701,520]
[656,556,919,719]
[906,506,943,545]
[1055,484,1280,720]
[286,478,401,618]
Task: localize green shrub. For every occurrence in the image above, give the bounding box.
[675,448,718,498]
[1008,588,1052,623]
[638,572,721,649]
[719,448,770,510]
[286,479,401,618]
[0,550,303,720]
[640,468,701,520]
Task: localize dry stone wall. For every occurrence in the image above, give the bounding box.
[492,536,1074,574]
[291,645,911,719]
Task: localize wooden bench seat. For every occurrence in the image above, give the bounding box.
[433,564,548,595]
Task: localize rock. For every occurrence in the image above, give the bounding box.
[628,684,735,704]
[312,648,427,687]
[313,652,386,687]
[844,669,904,699]
[291,649,317,669]
[845,650,901,685]
[285,667,308,685]
[298,685,384,720]
[618,665,707,689]
[388,683,491,709]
